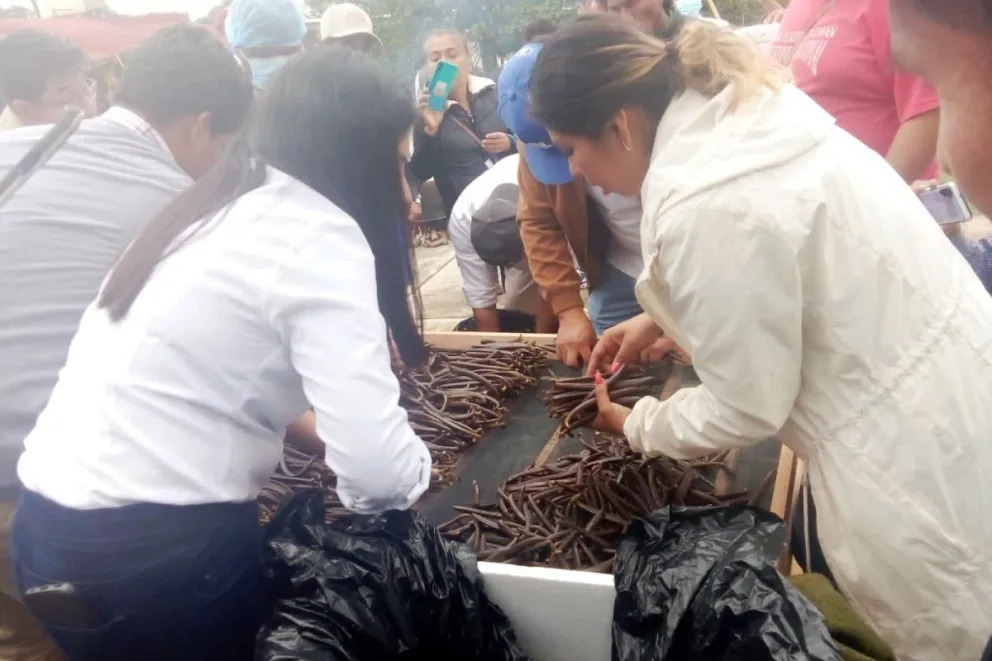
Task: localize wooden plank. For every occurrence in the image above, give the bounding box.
[772,447,801,573]
[769,445,795,520]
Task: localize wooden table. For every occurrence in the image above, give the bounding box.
[416,331,796,529]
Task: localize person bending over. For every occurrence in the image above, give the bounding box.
[12,46,430,660]
[448,153,555,332]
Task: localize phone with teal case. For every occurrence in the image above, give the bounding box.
[427,61,459,112]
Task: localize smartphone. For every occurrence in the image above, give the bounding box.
[917,181,972,226]
[426,61,459,112]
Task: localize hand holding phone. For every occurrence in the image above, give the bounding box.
[917,181,972,226]
[416,92,443,136]
[426,61,459,112]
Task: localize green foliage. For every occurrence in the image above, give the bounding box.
[305,0,769,77]
[713,0,767,25]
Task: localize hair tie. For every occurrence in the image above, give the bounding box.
[665,39,679,60]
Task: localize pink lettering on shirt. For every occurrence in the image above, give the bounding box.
[769,0,938,177]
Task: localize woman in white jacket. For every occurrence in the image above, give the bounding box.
[12,47,432,659]
[529,15,992,661]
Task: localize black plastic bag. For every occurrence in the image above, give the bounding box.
[256,490,529,661]
[613,505,842,661]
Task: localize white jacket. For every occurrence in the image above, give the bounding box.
[624,84,992,660]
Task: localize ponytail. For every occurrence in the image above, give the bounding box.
[673,20,784,108]
[529,14,784,138]
[98,138,266,322]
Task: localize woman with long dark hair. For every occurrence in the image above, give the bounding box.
[11,46,432,660]
[530,15,992,660]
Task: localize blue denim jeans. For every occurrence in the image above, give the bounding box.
[586,263,643,335]
[12,490,269,661]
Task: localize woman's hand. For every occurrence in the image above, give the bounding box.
[587,313,674,375]
[481,132,512,154]
[556,308,597,368]
[417,92,443,136]
[590,370,632,434]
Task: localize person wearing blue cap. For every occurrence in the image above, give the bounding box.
[498,42,645,368]
[225,0,306,90]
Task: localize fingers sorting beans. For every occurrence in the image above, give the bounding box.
[258,443,349,525]
[261,341,774,571]
[260,341,553,521]
[545,366,662,438]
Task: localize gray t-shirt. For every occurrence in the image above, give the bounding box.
[0,108,191,494]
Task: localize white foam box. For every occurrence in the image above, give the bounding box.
[478,562,615,661]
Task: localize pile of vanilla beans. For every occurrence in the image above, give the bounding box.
[258,341,552,523]
[258,443,349,525]
[439,436,775,573]
[397,341,552,485]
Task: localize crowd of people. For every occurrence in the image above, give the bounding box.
[0,0,990,659]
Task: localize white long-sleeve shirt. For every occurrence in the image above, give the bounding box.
[448,154,520,308]
[586,185,642,279]
[18,168,431,513]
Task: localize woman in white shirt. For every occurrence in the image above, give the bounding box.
[529,16,992,661]
[11,46,432,660]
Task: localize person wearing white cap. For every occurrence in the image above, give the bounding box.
[320,3,382,55]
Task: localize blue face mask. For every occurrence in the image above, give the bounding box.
[246,55,294,90]
[674,0,702,16]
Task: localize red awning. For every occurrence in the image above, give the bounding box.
[0,13,211,61]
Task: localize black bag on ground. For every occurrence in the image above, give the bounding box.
[256,491,529,661]
[613,505,842,661]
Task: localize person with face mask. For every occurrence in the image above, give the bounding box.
[225,0,306,91]
[411,29,515,217]
[0,31,89,131]
[529,15,992,660]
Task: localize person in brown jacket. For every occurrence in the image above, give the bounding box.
[498,42,646,367]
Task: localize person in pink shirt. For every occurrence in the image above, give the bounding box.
[767,0,939,182]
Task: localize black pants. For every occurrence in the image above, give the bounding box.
[11,490,269,661]
[790,481,836,585]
